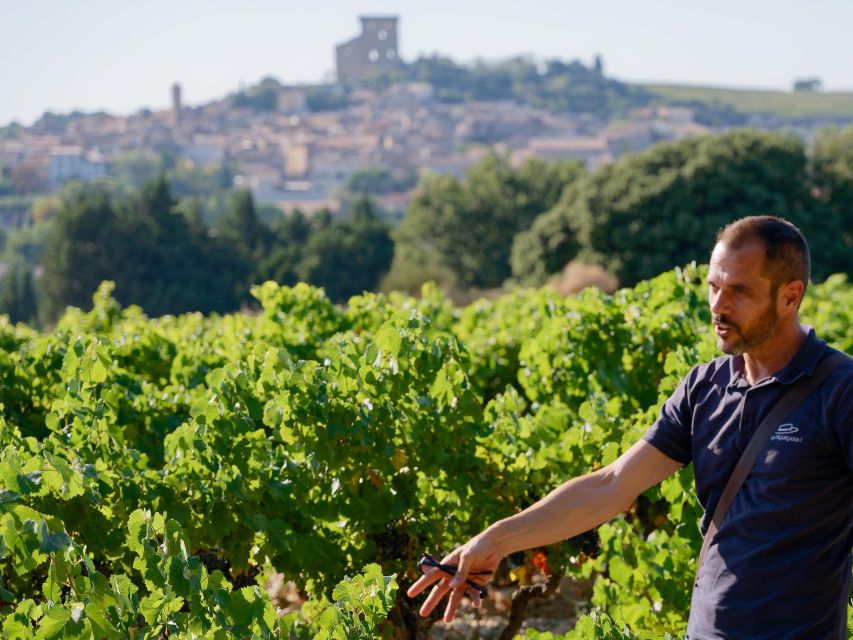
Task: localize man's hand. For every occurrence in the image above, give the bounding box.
[406,442,683,623]
[406,534,503,623]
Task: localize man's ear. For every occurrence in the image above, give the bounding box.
[779,280,805,314]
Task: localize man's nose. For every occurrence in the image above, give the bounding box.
[709,289,729,315]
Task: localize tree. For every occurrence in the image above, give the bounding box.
[373,54,650,117]
[306,87,350,112]
[0,259,38,325]
[212,189,272,298]
[0,121,23,139]
[31,195,61,223]
[39,188,122,320]
[109,150,164,188]
[297,198,394,302]
[217,189,269,260]
[114,176,247,315]
[259,209,314,285]
[0,176,14,196]
[514,130,834,286]
[11,162,48,194]
[793,78,822,92]
[510,206,581,286]
[392,154,584,290]
[40,179,246,321]
[809,127,853,278]
[344,166,418,195]
[232,86,279,111]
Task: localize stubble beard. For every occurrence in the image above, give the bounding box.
[715,302,780,356]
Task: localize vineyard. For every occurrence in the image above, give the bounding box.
[0,265,851,639]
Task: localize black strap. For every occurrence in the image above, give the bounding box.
[695,350,849,579]
[417,553,492,597]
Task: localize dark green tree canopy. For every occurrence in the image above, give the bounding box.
[40,179,245,320]
[216,189,270,261]
[364,54,650,117]
[297,197,394,303]
[344,166,418,196]
[0,259,37,325]
[39,188,121,319]
[258,209,315,286]
[38,181,396,320]
[392,154,584,290]
[513,130,848,286]
[27,128,853,323]
[809,127,853,277]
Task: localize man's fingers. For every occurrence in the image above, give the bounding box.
[446,551,471,589]
[419,579,451,617]
[469,586,482,608]
[443,583,467,623]
[405,567,442,598]
[408,547,491,620]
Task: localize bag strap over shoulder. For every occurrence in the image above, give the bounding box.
[695,350,850,580]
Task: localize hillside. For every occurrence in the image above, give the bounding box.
[641,83,853,119]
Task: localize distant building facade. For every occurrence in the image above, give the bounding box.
[48,146,107,190]
[181,134,227,166]
[336,16,401,84]
[278,89,308,114]
[283,142,310,179]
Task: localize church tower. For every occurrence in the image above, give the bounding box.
[172,82,182,124]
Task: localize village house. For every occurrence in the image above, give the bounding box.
[48,145,107,190]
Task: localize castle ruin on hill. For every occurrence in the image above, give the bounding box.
[336,16,402,83]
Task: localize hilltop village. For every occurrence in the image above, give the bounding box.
[0,16,841,226]
[0,17,714,220]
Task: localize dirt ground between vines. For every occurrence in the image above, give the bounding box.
[269,574,595,639]
[427,576,595,639]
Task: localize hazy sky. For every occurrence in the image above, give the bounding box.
[2,0,852,127]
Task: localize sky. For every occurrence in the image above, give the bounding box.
[1,0,852,127]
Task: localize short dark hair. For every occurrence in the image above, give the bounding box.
[715,215,811,290]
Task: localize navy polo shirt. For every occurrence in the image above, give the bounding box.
[643,328,853,639]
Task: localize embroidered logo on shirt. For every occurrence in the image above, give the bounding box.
[770,423,803,443]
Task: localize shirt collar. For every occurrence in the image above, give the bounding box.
[726,325,826,390]
[770,325,826,385]
[727,356,749,391]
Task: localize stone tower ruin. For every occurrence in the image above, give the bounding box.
[336,16,401,84]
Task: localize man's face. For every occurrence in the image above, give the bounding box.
[707,240,779,355]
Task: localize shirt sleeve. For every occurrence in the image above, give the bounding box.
[642,370,695,465]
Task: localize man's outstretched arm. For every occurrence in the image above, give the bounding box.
[407,439,684,622]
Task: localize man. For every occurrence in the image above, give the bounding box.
[407,216,853,638]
